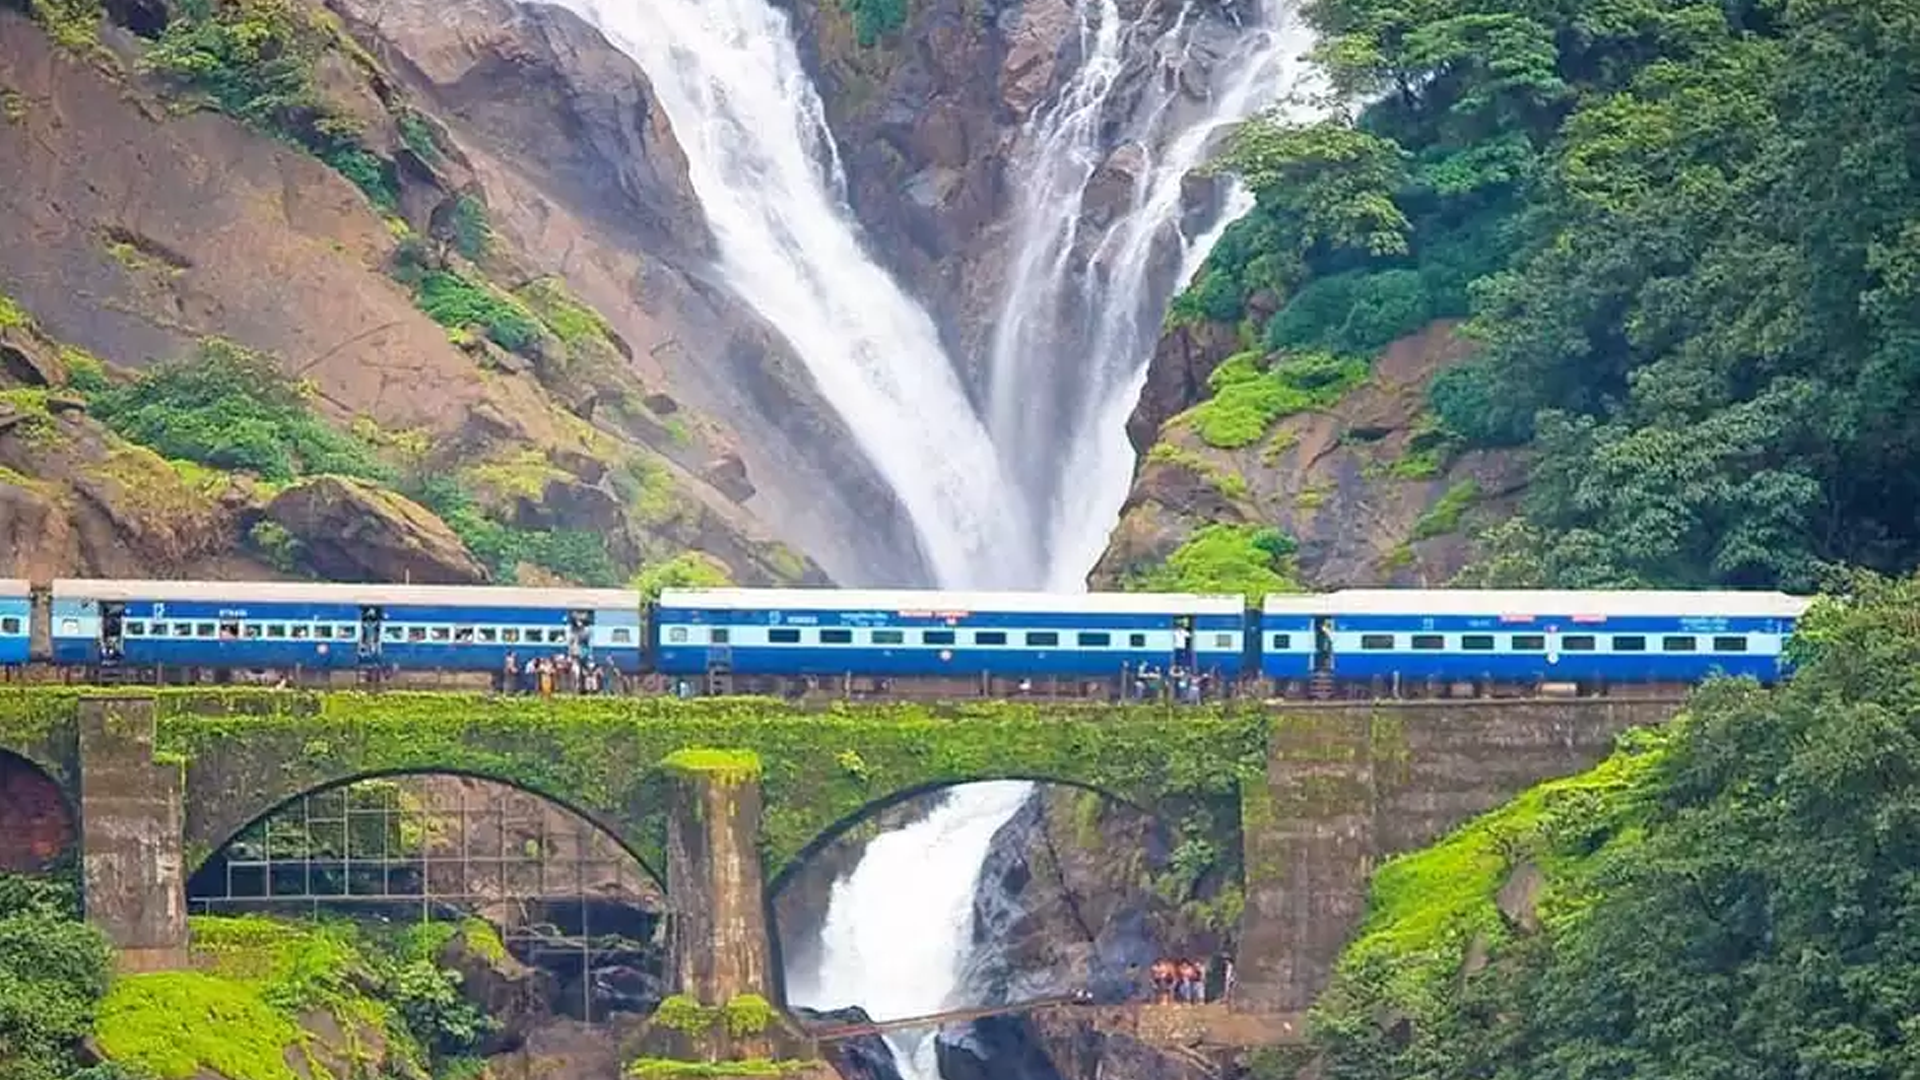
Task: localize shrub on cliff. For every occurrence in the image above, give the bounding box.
[0,873,120,1080]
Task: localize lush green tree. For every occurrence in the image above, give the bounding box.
[0,875,121,1080]
[1311,572,1920,1080]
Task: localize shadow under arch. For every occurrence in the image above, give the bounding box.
[188,766,667,891]
[763,776,1165,1012]
[0,748,79,873]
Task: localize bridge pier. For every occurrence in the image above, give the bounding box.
[663,752,777,1005]
[77,697,187,971]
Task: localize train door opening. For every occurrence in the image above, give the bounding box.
[567,611,592,660]
[357,606,384,666]
[1173,616,1196,671]
[1312,617,1334,672]
[99,601,126,666]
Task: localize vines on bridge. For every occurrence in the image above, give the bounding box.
[0,689,1273,877]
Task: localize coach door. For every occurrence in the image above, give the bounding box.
[99,601,126,665]
[357,606,384,664]
[568,610,592,660]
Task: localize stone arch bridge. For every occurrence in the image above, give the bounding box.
[0,688,1679,1026]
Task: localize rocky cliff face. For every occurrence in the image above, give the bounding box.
[0,0,914,585]
[1094,318,1527,588]
[777,0,1234,376]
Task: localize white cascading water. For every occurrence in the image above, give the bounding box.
[532,0,1310,1077]
[785,782,1036,1080]
[986,0,1313,586]
[543,0,1037,590]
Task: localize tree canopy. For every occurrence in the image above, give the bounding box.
[1187,0,1920,590]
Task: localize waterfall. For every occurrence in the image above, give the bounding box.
[986,0,1314,587]
[785,782,1037,1080]
[542,0,1035,590]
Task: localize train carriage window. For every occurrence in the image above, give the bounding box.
[821,629,854,644]
[244,624,263,639]
[155,624,174,638]
[1271,633,1292,649]
[60,618,79,636]
[1027,631,1060,646]
[430,627,451,642]
[1129,633,1146,648]
[1512,634,1546,651]
[1360,634,1395,650]
[291,625,311,639]
[1563,635,1597,651]
[407,627,427,642]
[923,630,956,645]
[453,627,472,643]
[668,627,689,643]
[266,625,287,638]
[0,617,19,634]
[611,628,633,644]
[548,629,568,644]
[1662,635,1698,652]
[478,628,497,643]
[1079,632,1112,647]
[384,626,403,641]
[1713,636,1749,652]
[974,631,1008,646]
[711,628,730,645]
[1411,634,1445,650]
[218,621,239,639]
[1214,633,1234,648]
[128,621,147,636]
[1462,634,1495,651]
[502,628,521,644]
[872,630,906,645]
[1613,635,1646,651]
[196,623,213,638]
[769,628,801,644]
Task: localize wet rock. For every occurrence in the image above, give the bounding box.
[0,320,68,387]
[265,476,489,584]
[937,1014,1066,1080]
[792,1006,907,1080]
[1497,861,1544,933]
[700,453,756,503]
[440,928,559,1055]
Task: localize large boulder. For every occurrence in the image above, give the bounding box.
[265,476,489,584]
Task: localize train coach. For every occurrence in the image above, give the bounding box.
[48,579,645,676]
[651,587,1249,682]
[1262,588,1812,691]
[0,580,29,667]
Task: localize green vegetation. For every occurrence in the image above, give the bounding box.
[1180,350,1368,449]
[0,688,1272,878]
[722,994,775,1038]
[1179,0,1920,590]
[632,551,735,603]
[88,339,392,484]
[834,0,907,46]
[445,196,492,262]
[516,276,617,351]
[406,473,621,586]
[411,270,544,354]
[663,748,765,783]
[96,915,492,1079]
[1309,572,1920,1079]
[1,89,28,124]
[25,0,101,50]
[0,872,122,1080]
[0,291,28,329]
[1408,479,1478,541]
[1125,523,1303,598]
[145,0,400,209]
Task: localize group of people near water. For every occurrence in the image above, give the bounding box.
[1148,958,1211,1004]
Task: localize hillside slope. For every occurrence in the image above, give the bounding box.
[1101,0,1920,594]
[0,0,897,587]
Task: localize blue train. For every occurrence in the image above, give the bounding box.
[0,578,1811,696]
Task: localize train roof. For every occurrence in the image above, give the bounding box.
[50,579,638,610]
[656,587,1248,615]
[1268,589,1813,618]
[0,579,28,597]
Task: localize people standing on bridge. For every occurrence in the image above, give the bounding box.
[1181,959,1204,1003]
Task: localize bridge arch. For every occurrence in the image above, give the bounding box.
[0,749,77,872]
[187,767,668,889]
